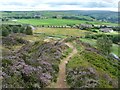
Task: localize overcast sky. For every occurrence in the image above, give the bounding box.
[0,0,119,11]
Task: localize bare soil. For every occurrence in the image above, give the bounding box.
[55,43,77,88]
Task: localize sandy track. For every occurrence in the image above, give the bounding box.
[55,43,77,88]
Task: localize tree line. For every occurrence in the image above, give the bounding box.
[85,33,120,44]
[0,24,33,36]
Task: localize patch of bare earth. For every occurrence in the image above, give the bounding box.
[55,43,77,88]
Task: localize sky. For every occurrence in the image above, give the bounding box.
[0,0,119,11]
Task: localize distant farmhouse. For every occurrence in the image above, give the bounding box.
[100,28,113,33]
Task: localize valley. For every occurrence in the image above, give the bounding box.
[1,11,120,88]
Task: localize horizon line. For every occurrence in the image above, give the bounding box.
[1,9,118,12]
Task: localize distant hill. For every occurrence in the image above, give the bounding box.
[1,10,118,23]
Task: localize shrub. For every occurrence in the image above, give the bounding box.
[12,26,20,33]
[2,59,12,67]
[25,26,33,35]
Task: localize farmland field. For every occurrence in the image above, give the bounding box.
[16,19,117,26]
[34,28,91,37]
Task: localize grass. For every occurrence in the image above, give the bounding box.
[80,38,97,47]
[2,21,21,25]
[62,47,73,58]
[34,28,90,37]
[112,44,119,56]
[98,31,119,35]
[21,34,46,42]
[16,19,117,26]
[67,53,90,68]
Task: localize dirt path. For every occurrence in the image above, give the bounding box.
[55,43,77,88]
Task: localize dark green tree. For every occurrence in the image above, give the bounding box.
[20,26,25,33]
[1,26,9,36]
[25,26,33,35]
[12,26,19,33]
[97,35,112,55]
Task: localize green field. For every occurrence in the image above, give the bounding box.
[2,21,21,25]
[16,19,117,26]
[34,28,91,37]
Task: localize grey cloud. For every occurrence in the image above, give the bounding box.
[0,0,43,7]
[1,2,26,6]
[85,2,114,8]
[0,0,117,10]
[47,1,115,8]
[47,2,82,5]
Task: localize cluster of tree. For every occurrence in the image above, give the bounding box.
[1,24,33,36]
[2,17,40,20]
[85,34,120,44]
[1,18,9,21]
[97,35,112,55]
[112,27,120,31]
[62,16,93,21]
[52,16,58,18]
